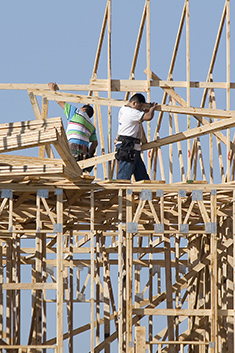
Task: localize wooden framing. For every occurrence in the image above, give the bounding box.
[0,183,235,353]
[0,0,235,352]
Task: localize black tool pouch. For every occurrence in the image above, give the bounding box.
[115,136,138,162]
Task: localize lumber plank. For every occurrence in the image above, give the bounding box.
[53,128,82,176]
[142,116,235,151]
[0,154,63,166]
[0,117,62,136]
[0,129,58,153]
[157,104,235,119]
[79,115,235,170]
[0,80,235,91]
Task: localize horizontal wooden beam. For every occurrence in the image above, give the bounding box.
[0,164,78,180]
[0,346,57,350]
[0,80,235,91]
[0,154,63,166]
[1,283,57,290]
[158,104,235,119]
[133,308,234,316]
[31,89,235,119]
[30,89,126,107]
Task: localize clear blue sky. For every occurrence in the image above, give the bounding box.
[0,0,235,351]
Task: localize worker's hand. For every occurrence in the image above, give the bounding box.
[48,82,58,91]
[150,102,158,109]
[144,102,158,113]
[142,102,158,121]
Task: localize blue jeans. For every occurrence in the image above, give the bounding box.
[117,150,150,181]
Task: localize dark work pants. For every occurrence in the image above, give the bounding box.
[117,150,150,181]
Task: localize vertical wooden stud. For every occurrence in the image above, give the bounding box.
[107,0,112,178]
[90,190,95,353]
[135,326,146,353]
[126,189,134,353]
[210,190,217,353]
[146,0,151,175]
[186,0,191,180]
[56,189,63,353]
[118,189,123,353]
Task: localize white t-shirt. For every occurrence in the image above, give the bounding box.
[117,106,145,150]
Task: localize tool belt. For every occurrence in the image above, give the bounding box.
[115,135,140,162]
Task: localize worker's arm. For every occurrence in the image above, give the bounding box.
[142,103,158,121]
[89,140,98,157]
[48,82,65,109]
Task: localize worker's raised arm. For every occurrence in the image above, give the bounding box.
[142,102,158,121]
[48,82,65,109]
